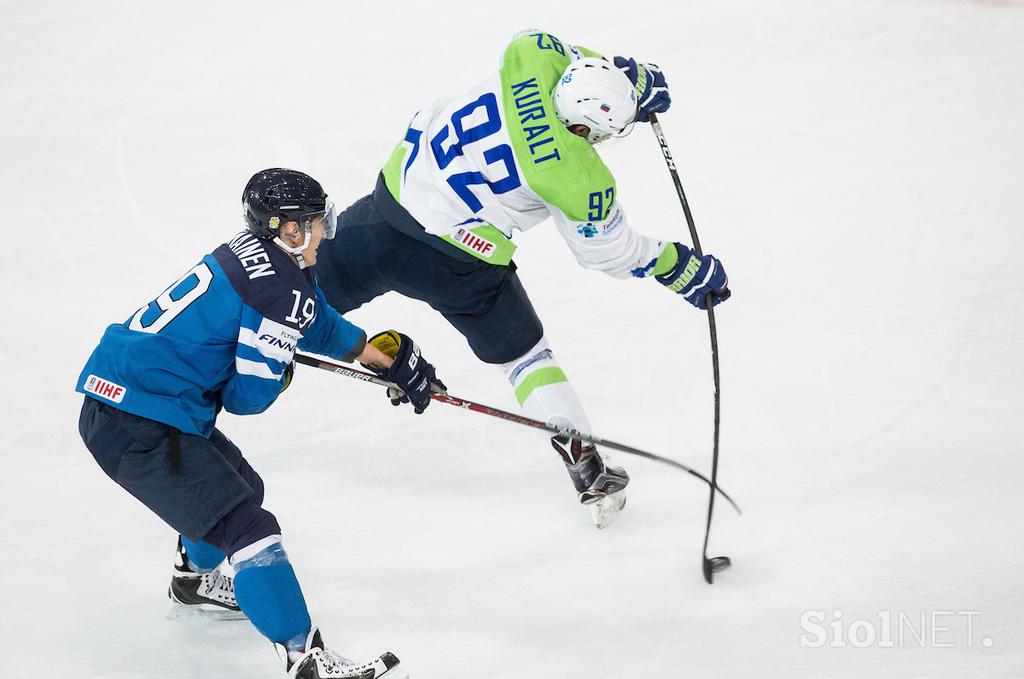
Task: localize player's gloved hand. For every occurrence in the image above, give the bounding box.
[613,57,670,123]
[280,361,295,393]
[655,242,731,310]
[361,330,446,414]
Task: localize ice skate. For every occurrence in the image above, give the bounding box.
[167,537,246,619]
[280,627,406,679]
[551,435,629,528]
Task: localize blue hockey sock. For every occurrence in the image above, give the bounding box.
[180,536,226,572]
[232,538,312,645]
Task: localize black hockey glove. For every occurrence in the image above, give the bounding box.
[279,361,295,393]
[361,330,446,414]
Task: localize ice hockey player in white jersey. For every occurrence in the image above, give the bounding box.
[77,168,440,678]
[315,30,731,528]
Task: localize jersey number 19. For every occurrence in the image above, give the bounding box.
[128,263,213,334]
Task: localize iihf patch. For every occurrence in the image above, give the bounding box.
[84,374,127,403]
[452,228,496,257]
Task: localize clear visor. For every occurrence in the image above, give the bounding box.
[322,199,337,239]
[300,199,337,239]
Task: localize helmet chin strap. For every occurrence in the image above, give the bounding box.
[273,228,312,269]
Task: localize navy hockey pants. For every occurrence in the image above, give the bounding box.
[314,178,545,365]
[78,396,280,556]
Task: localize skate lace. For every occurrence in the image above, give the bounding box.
[203,570,236,604]
[317,648,372,676]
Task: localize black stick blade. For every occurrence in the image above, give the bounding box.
[702,556,732,584]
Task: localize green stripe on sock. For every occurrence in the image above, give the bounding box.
[515,367,568,406]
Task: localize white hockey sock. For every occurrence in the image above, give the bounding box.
[501,337,592,434]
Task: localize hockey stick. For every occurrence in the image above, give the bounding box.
[649,113,731,584]
[294,352,740,514]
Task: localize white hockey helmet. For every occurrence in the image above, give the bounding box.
[552,57,637,144]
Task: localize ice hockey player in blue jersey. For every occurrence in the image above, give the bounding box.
[76,168,439,679]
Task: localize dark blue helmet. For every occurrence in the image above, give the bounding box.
[242,168,334,240]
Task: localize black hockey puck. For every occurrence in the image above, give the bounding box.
[709,556,731,573]
[703,555,732,583]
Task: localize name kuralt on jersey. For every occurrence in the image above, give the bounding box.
[226,232,276,280]
[510,76,561,165]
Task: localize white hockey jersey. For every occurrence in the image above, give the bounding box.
[380,30,667,279]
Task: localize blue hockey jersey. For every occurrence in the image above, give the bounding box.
[76,232,367,437]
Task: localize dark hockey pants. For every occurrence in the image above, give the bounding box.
[314,177,545,365]
[78,396,280,557]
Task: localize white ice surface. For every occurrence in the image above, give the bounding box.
[1,1,1022,677]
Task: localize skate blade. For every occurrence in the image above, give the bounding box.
[357,652,407,679]
[165,601,248,621]
[590,491,627,529]
[376,665,409,679]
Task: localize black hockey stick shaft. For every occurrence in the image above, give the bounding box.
[294,352,740,514]
[649,113,728,584]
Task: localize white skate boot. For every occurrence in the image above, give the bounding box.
[167,537,246,619]
[279,627,407,679]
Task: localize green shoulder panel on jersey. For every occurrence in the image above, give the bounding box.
[500,32,616,223]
